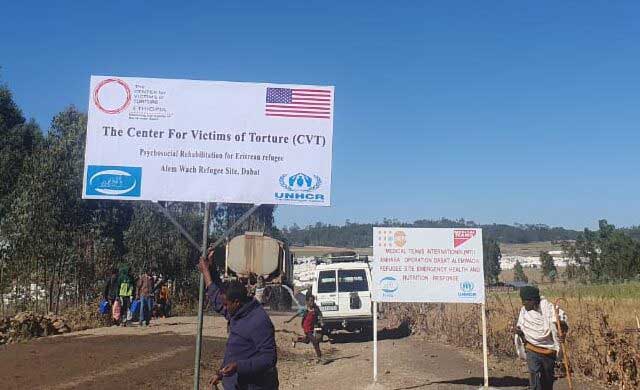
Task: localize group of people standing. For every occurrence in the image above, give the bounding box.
[103,265,172,327]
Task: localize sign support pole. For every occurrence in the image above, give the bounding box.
[481,302,489,388]
[155,201,201,251]
[194,202,211,390]
[156,202,264,389]
[373,300,378,382]
[194,203,262,390]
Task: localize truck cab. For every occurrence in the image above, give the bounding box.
[311,261,373,334]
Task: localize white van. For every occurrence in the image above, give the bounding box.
[311,262,373,334]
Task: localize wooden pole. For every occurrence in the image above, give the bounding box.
[554,298,573,390]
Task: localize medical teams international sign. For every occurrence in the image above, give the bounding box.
[372,228,485,303]
[82,76,334,205]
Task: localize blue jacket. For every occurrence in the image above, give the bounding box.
[206,281,279,390]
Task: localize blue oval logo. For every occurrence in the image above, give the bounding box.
[380,276,399,293]
[86,166,142,197]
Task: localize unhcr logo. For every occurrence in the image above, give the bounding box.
[275,173,325,202]
[458,281,477,299]
[86,166,142,197]
[279,173,322,192]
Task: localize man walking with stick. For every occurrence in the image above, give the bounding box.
[198,247,279,390]
[515,286,569,390]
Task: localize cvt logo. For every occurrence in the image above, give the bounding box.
[275,173,325,202]
[458,281,477,299]
[93,78,132,114]
[86,166,142,197]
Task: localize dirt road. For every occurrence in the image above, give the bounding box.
[0,314,601,390]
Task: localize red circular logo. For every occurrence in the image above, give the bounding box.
[93,78,131,114]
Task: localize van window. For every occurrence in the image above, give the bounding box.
[317,270,337,293]
[338,269,369,292]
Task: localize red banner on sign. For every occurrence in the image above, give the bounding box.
[453,229,477,248]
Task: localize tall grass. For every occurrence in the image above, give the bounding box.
[384,282,640,389]
[542,282,640,300]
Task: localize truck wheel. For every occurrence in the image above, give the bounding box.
[268,287,281,311]
[278,288,292,311]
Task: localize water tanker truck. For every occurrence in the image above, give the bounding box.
[221,232,294,311]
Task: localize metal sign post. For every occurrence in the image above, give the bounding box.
[372,228,491,388]
[481,302,489,388]
[155,202,202,251]
[193,203,263,389]
[194,202,211,390]
[373,300,378,382]
[155,202,263,389]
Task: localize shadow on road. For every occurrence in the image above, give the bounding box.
[428,376,528,388]
[379,322,411,340]
[322,354,359,365]
[392,384,431,390]
[328,322,411,344]
[275,328,298,335]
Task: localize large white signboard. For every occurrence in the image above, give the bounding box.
[372,228,485,303]
[82,76,334,205]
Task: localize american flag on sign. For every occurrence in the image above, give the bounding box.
[265,87,332,119]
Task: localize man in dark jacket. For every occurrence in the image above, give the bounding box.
[103,268,119,305]
[198,249,279,390]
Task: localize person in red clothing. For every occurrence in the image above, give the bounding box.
[286,294,323,363]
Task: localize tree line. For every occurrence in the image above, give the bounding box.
[0,84,277,315]
[562,220,640,283]
[282,219,580,248]
[511,220,640,284]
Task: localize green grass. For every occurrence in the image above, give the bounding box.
[494,281,640,300]
[539,281,640,300]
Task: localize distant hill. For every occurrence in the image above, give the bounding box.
[280,218,581,247]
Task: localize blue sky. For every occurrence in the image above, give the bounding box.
[2,1,639,230]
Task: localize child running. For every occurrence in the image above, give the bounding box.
[286,293,323,363]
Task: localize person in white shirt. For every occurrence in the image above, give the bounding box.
[254,276,266,303]
[515,286,568,390]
